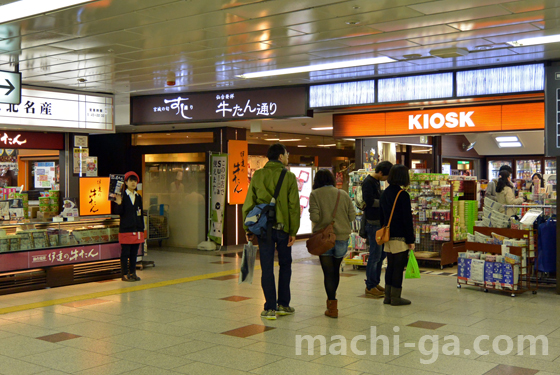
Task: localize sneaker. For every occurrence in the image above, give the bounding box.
[130,274,141,281]
[376,285,385,292]
[261,310,277,320]
[365,287,384,298]
[277,305,295,315]
[121,275,134,282]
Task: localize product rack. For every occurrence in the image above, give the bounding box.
[457,226,538,297]
[344,170,373,268]
[409,176,477,269]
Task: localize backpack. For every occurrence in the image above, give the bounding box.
[355,182,367,211]
[244,169,287,238]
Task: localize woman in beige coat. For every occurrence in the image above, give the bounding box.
[496,170,524,217]
[309,169,355,318]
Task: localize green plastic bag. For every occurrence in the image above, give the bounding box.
[405,250,421,279]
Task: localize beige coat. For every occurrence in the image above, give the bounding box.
[309,186,356,241]
[496,186,523,217]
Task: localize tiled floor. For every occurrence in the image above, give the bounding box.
[0,241,559,374]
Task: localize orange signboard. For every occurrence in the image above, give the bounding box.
[79,177,111,216]
[333,102,544,138]
[228,140,248,205]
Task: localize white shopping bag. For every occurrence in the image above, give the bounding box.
[238,241,258,284]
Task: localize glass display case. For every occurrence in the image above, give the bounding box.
[0,216,121,273]
[488,160,512,180]
[545,159,556,175]
[516,159,541,181]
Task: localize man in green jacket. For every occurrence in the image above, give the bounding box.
[242,143,300,320]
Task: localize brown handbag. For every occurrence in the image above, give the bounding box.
[375,190,403,245]
[306,190,341,256]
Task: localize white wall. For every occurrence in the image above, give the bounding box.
[465,131,544,156]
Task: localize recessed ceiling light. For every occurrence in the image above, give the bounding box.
[237,57,395,79]
[498,141,523,148]
[507,34,560,47]
[403,54,422,59]
[77,78,87,82]
[0,0,96,24]
[166,133,171,135]
[311,127,333,131]
[346,20,360,25]
[138,135,143,138]
[298,145,307,147]
[495,136,519,142]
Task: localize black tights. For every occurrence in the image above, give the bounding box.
[320,255,343,300]
[385,251,409,289]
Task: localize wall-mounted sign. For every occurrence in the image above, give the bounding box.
[0,70,21,105]
[74,135,88,147]
[0,88,113,133]
[131,87,308,125]
[34,162,56,189]
[334,103,544,138]
[228,140,248,205]
[79,177,111,216]
[0,131,63,150]
[73,148,89,174]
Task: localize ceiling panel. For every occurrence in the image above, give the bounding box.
[287,7,424,34]
[369,5,512,32]
[408,23,540,45]
[310,40,419,58]
[269,26,381,47]
[47,31,145,50]
[407,0,519,14]
[484,26,560,43]
[318,0,434,17]
[500,0,560,13]
[338,25,458,47]
[224,0,343,18]
[446,7,560,31]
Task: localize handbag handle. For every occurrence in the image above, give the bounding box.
[386,190,403,227]
[330,190,341,223]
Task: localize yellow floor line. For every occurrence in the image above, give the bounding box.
[0,262,272,316]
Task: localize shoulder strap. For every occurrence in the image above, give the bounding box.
[272,169,287,203]
[331,190,341,221]
[387,190,403,227]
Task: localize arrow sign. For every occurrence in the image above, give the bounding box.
[0,79,15,96]
[0,71,21,105]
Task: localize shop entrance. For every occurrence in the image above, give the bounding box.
[143,153,206,249]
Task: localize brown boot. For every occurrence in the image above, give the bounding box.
[325,300,338,318]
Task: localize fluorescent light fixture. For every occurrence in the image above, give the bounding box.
[311,127,333,131]
[0,0,97,24]
[279,139,301,142]
[342,138,356,141]
[297,145,307,148]
[236,57,395,79]
[495,136,519,142]
[264,138,280,141]
[498,141,523,148]
[318,144,336,147]
[507,34,560,47]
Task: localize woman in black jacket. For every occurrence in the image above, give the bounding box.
[112,171,144,282]
[379,164,414,306]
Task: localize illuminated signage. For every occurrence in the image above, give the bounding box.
[0,88,113,133]
[79,177,111,216]
[131,87,308,125]
[408,111,475,130]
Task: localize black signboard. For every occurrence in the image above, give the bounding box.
[545,63,560,156]
[131,86,308,125]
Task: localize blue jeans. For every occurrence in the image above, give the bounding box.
[365,221,386,289]
[321,240,349,258]
[257,229,292,311]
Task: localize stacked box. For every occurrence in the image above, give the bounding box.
[457,257,472,280]
[32,231,48,249]
[0,236,9,252]
[9,236,20,251]
[49,190,60,214]
[15,193,29,219]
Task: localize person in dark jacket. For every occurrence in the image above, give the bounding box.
[112,171,144,282]
[379,164,414,306]
[361,161,392,298]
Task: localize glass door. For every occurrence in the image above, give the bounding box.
[488,160,512,180]
[515,159,541,181]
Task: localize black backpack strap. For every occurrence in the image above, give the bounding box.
[267,168,288,242]
[272,168,287,203]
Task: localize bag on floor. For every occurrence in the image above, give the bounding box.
[239,241,258,284]
[405,250,421,279]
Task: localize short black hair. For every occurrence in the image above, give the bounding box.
[375,161,393,176]
[498,164,513,174]
[267,143,287,161]
[313,169,335,190]
[387,164,410,187]
[126,175,138,183]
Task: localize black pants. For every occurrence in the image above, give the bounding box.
[121,244,140,275]
[385,250,409,289]
[258,229,292,311]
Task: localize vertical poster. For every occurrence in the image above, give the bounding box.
[290,166,313,235]
[228,140,248,205]
[73,148,89,174]
[34,162,56,188]
[208,154,227,244]
[85,157,98,177]
[79,177,111,216]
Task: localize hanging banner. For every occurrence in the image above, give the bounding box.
[228,140,248,205]
[208,154,227,244]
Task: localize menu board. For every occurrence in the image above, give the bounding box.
[34,162,56,189]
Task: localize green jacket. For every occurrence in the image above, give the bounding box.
[242,161,300,236]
